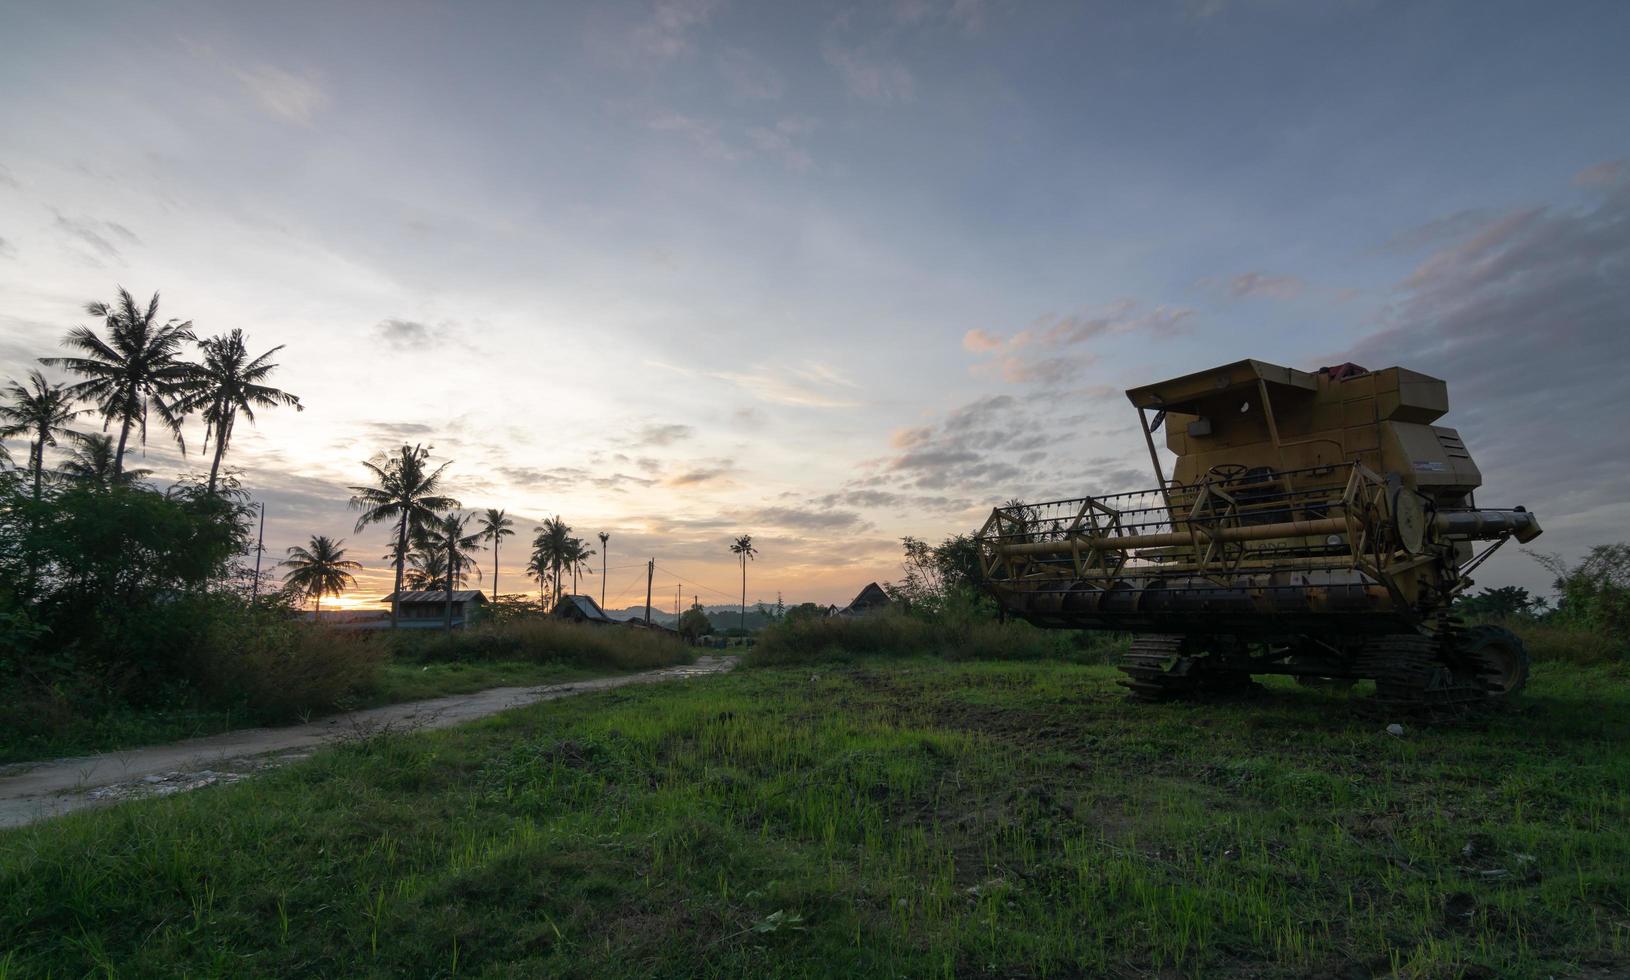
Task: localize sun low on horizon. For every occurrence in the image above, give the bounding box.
[2,0,1627,608]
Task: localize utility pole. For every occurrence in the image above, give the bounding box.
[599,531,609,610]
[250,502,266,604]
[675,584,680,618]
[644,558,654,626]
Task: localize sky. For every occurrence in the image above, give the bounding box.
[1,0,1626,609]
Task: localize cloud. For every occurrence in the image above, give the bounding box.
[648,113,737,160]
[1225,271,1304,300]
[634,0,722,60]
[712,363,861,408]
[746,506,866,531]
[748,117,818,172]
[0,236,13,259]
[496,465,658,493]
[632,422,694,446]
[234,65,328,125]
[822,39,915,103]
[1381,208,1505,253]
[1573,159,1626,188]
[716,46,784,100]
[1345,166,1630,545]
[373,319,454,349]
[666,461,735,486]
[966,301,1194,384]
[53,212,139,260]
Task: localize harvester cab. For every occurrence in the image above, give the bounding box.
[976,359,1540,706]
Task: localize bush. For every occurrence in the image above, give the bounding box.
[187,620,389,723]
[391,617,692,673]
[747,608,1115,667]
[1511,621,1626,667]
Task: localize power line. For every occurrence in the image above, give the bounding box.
[654,564,741,602]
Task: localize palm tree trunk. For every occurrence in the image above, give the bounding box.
[392,514,407,629]
[444,533,455,633]
[492,541,499,601]
[30,437,43,503]
[113,415,132,479]
[315,593,321,618]
[741,556,747,632]
[207,412,232,493]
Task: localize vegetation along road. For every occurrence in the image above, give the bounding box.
[0,656,736,830]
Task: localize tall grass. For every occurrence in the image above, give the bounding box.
[748,609,1123,667]
[1510,620,1626,667]
[392,617,693,673]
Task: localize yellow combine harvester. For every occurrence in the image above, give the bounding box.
[975,360,1541,706]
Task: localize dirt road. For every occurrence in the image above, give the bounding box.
[0,655,737,830]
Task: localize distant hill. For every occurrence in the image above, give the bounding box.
[603,603,786,631]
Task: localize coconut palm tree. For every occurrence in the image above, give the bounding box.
[406,544,449,590]
[58,432,152,487]
[532,516,572,608]
[348,443,459,628]
[597,530,610,608]
[176,329,302,493]
[730,534,758,633]
[41,289,195,477]
[563,536,596,595]
[438,511,484,631]
[525,548,552,611]
[280,535,362,617]
[0,370,82,502]
[477,508,515,598]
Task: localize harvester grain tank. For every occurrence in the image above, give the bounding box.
[974,360,1540,705]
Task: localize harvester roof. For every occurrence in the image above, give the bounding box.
[1124,359,1316,414]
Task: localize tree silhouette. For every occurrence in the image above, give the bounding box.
[42,289,195,477]
[0,369,81,502]
[531,516,572,609]
[597,531,610,608]
[478,508,515,598]
[176,329,301,492]
[58,432,151,487]
[281,535,362,616]
[438,511,484,631]
[730,534,758,632]
[348,444,459,628]
[564,536,596,596]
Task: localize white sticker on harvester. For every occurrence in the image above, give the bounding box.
[1413,460,1446,471]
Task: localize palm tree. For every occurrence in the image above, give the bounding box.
[0,370,82,502]
[439,511,484,631]
[41,289,195,477]
[731,534,758,632]
[59,432,152,487]
[177,329,302,492]
[348,443,459,628]
[406,544,449,590]
[477,508,515,599]
[280,535,362,617]
[526,548,552,611]
[532,516,572,608]
[597,531,609,609]
[564,536,596,596]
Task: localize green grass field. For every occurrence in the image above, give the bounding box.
[3,658,1627,978]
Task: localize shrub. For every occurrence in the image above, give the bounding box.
[187,622,389,723]
[747,608,1114,667]
[391,617,692,673]
[1510,621,1626,667]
